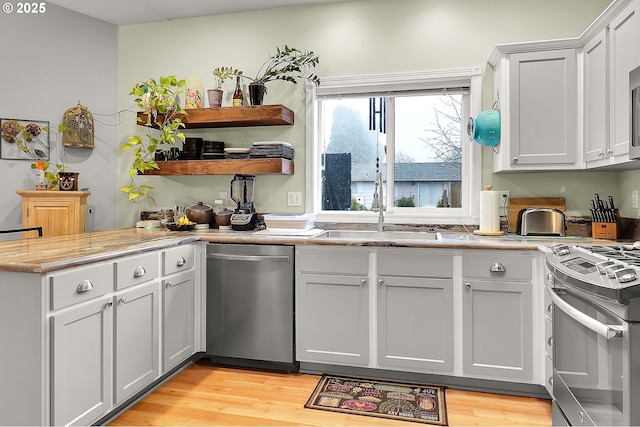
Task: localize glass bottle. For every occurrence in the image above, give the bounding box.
[233,77,243,107]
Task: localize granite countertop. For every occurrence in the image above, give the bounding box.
[0,226,616,273]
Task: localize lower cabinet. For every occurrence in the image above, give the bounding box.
[376,248,454,373]
[461,251,534,381]
[296,246,540,387]
[114,282,160,405]
[296,246,369,366]
[163,269,196,372]
[47,243,199,426]
[51,297,113,427]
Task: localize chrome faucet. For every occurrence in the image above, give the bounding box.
[372,170,384,232]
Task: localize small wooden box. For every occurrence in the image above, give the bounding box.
[591,212,621,239]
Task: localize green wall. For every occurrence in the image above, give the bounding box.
[117,0,614,225]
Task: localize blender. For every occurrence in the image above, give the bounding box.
[230,174,257,231]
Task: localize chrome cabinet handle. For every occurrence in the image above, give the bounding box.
[176,257,186,267]
[360,278,367,287]
[76,279,94,293]
[598,150,605,157]
[547,336,552,346]
[465,282,471,289]
[133,266,146,278]
[490,262,505,273]
[378,279,384,286]
[119,297,126,305]
[547,303,553,314]
[105,300,113,309]
[512,157,518,164]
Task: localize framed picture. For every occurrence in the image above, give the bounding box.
[0,118,50,160]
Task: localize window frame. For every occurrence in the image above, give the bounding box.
[305,67,483,225]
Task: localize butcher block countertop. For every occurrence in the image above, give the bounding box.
[0,227,613,273]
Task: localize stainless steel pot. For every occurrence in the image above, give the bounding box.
[186,201,214,224]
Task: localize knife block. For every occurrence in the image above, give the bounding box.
[591,210,621,239]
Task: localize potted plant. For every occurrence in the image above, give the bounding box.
[30,160,66,190]
[120,75,186,204]
[217,45,320,105]
[210,67,242,108]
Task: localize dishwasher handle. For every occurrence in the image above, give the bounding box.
[207,253,290,262]
[546,283,623,339]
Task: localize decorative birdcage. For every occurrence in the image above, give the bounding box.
[62,103,94,148]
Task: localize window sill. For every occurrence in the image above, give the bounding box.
[314,210,477,225]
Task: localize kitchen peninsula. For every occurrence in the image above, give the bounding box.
[0,226,601,426]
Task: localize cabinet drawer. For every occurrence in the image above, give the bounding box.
[116,252,159,290]
[378,249,452,278]
[163,244,195,276]
[462,251,532,281]
[296,247,368,275]
[50,262,114,310]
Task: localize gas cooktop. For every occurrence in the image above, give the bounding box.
[545,243,640,309]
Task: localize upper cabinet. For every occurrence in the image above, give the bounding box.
[491,49,579,172]
[489,0,640,172]
[585,0,640,168]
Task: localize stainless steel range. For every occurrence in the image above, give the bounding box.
[545,244,640,426]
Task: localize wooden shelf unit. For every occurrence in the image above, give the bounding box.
[137,104,294,129]
[142,158,294,176]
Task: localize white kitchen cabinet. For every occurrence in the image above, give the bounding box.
[584,0,640,168]
[296,246,369,366]
[491,49,579,171]
[51,296,113,427]
[583,29,610,164]
[376,248,454,373]
[163,269,196,372]
[461,251,534,381]
[114,281,160,405]
[608,0,640,162]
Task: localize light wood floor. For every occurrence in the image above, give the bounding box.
[109,361,551,426]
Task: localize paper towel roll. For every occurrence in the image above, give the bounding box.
[479,190,500,232]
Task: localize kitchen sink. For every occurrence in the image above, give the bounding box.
[312,229,442,241]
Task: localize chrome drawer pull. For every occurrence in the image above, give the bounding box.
[119,297,127,305]
[378,279,384,287]
[105,300,113,309]
[133,266,146,278]
[360,279,367,287]
[176,257,186,267]
[490,262,506,273]
[76,280,94,293]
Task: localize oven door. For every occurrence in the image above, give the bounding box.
[548,283,626,426]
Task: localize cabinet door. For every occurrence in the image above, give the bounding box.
[296,273,369,366]
[377,276,453,372]
[583,29,609,163]
[462,280,533,380]
[163,269,196,372]
[51,297,113,426]
[26,198,77,236]
[508,49,577,167]
[609,0,640,157]
[114,281,160,405]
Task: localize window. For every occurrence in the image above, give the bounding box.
[305,68,482,225]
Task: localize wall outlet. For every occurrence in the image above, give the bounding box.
[498,191,510,206]
[632,190,638,209]
[287,191,302,207]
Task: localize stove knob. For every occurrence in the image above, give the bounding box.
[614,267,638,283]
[605,264,626,279]
[596,260,616,275]
[554,245,571,256]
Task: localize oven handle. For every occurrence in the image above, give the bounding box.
[546,284,623,339]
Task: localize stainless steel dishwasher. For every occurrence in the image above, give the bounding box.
[205,243,298,371]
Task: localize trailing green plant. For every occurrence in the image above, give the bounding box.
[212,67,243,89]
[216,45,320,86]
[120,75,186,204]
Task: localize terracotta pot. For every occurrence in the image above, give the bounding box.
[207,89,223,108]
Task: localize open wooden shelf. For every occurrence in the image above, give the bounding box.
[137,104,294,129]
[142,158,294,176]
